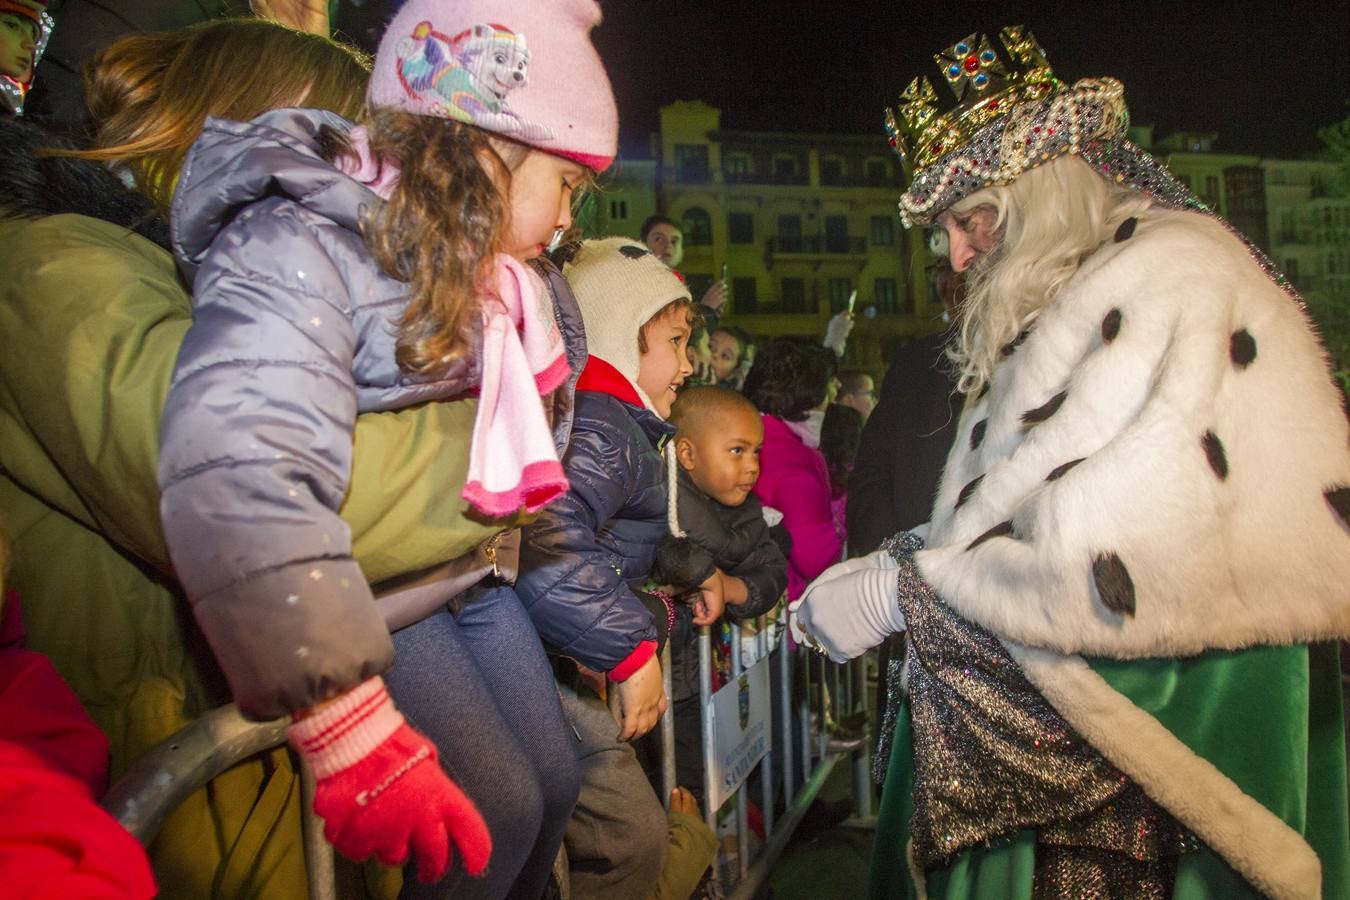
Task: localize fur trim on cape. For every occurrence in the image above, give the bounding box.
[917,209,1350,659]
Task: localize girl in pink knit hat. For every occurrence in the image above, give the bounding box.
[157,1,618,896]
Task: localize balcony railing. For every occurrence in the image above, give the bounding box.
[765,235,867,255]
[819,172,898,189]
[724,170,810,186]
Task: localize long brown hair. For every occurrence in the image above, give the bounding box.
[350,115,603,376]
[68,18,370,219]
[333,109,520,375]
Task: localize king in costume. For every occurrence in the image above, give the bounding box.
[791,27,1350,900]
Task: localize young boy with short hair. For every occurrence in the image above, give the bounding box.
[662,386,786,616]
[653,385,789,805]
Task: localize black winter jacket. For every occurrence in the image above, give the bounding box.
[846,328,960,554]
[516,388,671,674]
[656,467,788,701]
[657,467,787,621]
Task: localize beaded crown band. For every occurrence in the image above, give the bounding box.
[884,27,1129,228]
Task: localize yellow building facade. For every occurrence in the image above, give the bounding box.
[590,105,1347,375]
[593,101,940,377]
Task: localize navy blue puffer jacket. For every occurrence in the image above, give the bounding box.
[515,385,671,674]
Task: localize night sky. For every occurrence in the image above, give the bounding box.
[578,0,1350,159]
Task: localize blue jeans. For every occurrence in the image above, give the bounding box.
[384,584,579,900]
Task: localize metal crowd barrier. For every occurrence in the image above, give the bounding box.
[100,704,338,900]
[674,604,876,899]
[102,606,876,900]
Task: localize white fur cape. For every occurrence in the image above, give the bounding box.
[913,209,1350,900]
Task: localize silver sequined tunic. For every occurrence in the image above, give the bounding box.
[878,533,1196,897]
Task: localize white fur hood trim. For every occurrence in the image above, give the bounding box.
[917,209,1350,658]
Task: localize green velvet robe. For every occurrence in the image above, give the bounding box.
[870,642,1349,899]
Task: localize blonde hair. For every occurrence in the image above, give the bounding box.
[949,155,1153,395]
[68,19,370,219]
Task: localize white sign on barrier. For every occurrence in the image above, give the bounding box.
[706,656,771,811]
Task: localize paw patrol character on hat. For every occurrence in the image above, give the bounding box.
[396,20,555,141]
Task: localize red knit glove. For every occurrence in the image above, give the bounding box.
[286,677,491,883]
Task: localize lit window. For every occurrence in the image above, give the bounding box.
[682,207,713,246]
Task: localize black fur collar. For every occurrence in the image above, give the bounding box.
[0,118,170,248]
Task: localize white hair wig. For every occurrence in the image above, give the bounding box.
[950,155,1153,395]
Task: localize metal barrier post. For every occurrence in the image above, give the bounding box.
[849,656,874,820]
[730,625,749,880]
[298,756,337,900]
[698,623,716,835]
[103,705,288,843]
[779,635,793,806]
[797,648,811,782]
[833,655,845,727]
[758,620,773,838]
[816,654,828,761]
[102,704,338,900]
[660,641,676,803]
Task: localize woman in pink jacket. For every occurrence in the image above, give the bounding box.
[744,339,843,599]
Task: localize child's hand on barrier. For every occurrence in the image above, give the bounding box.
[692,568,727,626]
[669,786,701,816]
[288,677,492,883]
[614,654,668,742]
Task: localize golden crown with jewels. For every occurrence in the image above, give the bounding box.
[884,26,1129,227]
[884,26,1060,176]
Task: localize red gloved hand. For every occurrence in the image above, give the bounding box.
[286,677,492,883]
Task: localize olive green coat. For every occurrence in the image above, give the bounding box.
[0,212,511,898]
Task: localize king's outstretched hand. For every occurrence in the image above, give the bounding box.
[790,550,906,663]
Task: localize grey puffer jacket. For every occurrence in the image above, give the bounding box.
[160,108,586,718]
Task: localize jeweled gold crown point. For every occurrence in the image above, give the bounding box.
[885,25,1061,177]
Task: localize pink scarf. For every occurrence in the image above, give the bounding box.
[462,256,571,516]
[333,125,401,200]
[338,128,569,517]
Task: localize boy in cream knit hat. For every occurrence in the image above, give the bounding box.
[562,237,694,417]
[515,238,718,897]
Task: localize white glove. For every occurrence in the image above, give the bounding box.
[810,549,896,584]
[789,551,904,663]
[822,311,855,357]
